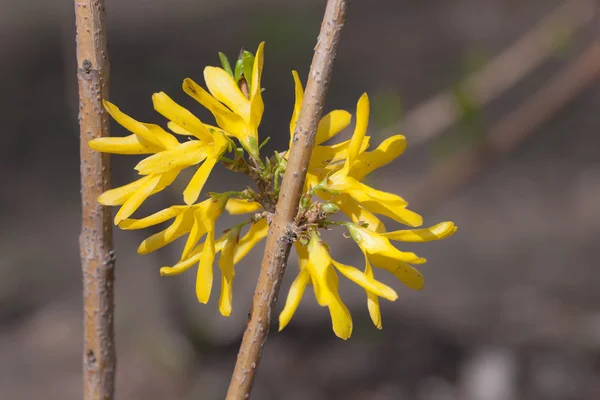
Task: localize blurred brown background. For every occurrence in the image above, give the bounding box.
[2,0,600,399]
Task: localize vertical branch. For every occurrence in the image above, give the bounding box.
[75,1,115,400]
[225,0,349,399]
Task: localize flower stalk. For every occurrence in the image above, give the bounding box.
[225,0,350,398]
[74,0,116,399]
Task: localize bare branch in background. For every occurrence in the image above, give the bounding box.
[225,0,349,398]
[412,42,600,210]
[386,0,595,147]
[74,1,116,399]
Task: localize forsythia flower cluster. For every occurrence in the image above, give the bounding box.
[90,43,456,339]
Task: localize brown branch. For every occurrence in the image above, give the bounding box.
[411,42,600,210]
[384,0,595,147]
[225,0,349,398]
[75,1,115,400]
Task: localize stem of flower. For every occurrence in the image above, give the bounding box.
[225,1,349,398]
[75,1,116,399]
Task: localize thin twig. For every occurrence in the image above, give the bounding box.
[75,1,116,399]
[385,0,595,147]
[225,0,349,398]
[411,42,600,210]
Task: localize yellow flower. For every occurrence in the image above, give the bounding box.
[324,93,423,228]
[347,222,457,291]
[140,92,231,205]
[119,195,228,258]
[160,219,269,315]
[89,101,182,224]
[279,232,398,340]
[183,42,266,158]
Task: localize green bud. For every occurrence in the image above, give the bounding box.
[321,203,339,214]
[218,52,234,77]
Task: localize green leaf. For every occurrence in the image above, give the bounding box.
[241,50,255,91]
[218,52,234,77]
[234,57,245,82]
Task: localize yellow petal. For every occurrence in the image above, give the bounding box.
[118,205,188,230]
[137,212,193,254]
[249,42,265,129]
[348,225,426,264]
[233,219,268,264]
[167,121,192,136]
[332,261,397,301]
[309,137,371,169]
[204,66,250,121]
[325,192,386,233]
[364,255,382,329]
[102,100,172,149]
[315,110,352,145]
[218,228,240,317]
[278,267,310,331]
[98,175,154,206]
[196,227,216,303]
[183,156,218,205]
[160,236,225,276]
[135,141,208,176]
[152,92,213,142]
[306,235,333,307]
[350,135,407,180]
[183,78,247,139]
[225,199,262,215]
[289,70,304,140]
[141,123,181,149]
[114,174,162,224]
[335,176,423,227]
[382,222,458,242]
[368,254,424,291]
[295,242,309,271]
[89,134,164,155]
[323,267,353,340]
[344,93,370,171]
[181,209,209,260]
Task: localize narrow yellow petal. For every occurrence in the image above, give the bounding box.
[183,78,247,138]
[348,224,426,264]
[306,235,333,307]
[103,100,169,149]
[98,175,153,206]
[233,219,268,264]
[160,242,204,276]
[382,222,457,242]
[118,205,187,230]
[325,192,386,233]
[249,42,265,129]
[225,199,262,215]
[89,135,163,155]
[218,228,240,317]
[183,157,218,205]
[204,67,250,121]
[181,209,209,260]
[309,137,371,169]
[315,110,352,145]
[364,255,382,329]
[137,211,194,254]
[141,123,181,149]
[152,92,213,142]
[279,267,310,331]
[114,174,162,224]
[350,135,407,180]
[369,254,425,290]
[167,121,192,136]
[289,70,304,140]
[134,141,208,175]
[344,93,370,171]
[160,235,225,276]
[333,261,397,301]
[323,266,353,340]
[295,242,309,271]
[196,227,216,303]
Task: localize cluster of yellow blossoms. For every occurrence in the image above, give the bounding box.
[90,43,456,339]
